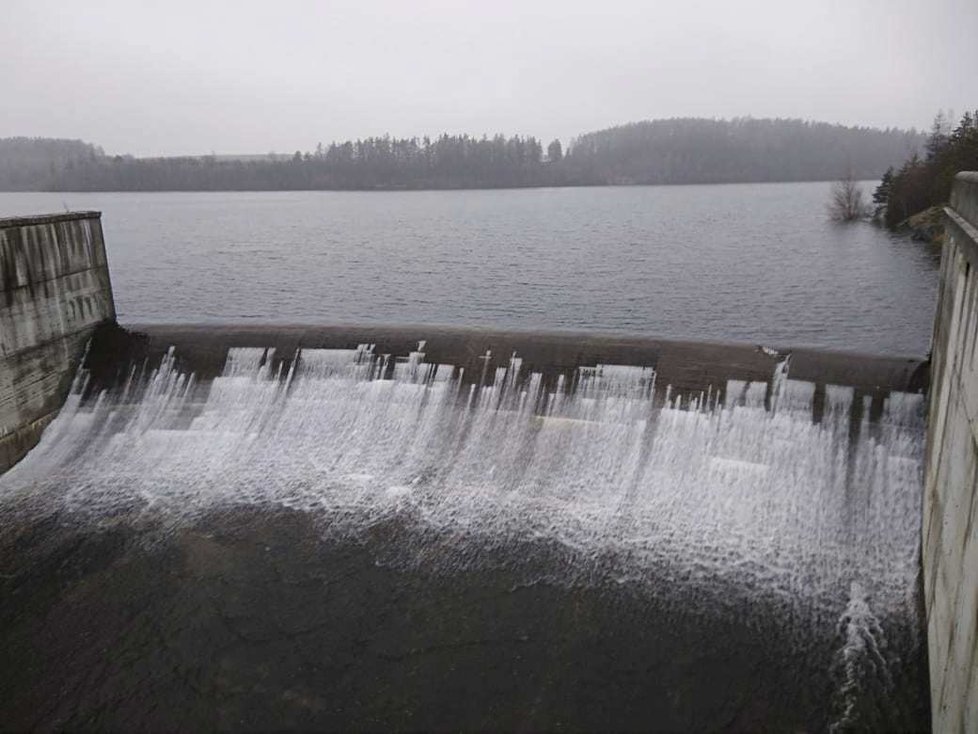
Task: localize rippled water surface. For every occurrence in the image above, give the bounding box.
[0,184,938,354]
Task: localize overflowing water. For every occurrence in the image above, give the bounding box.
[0,343,928,729]
[3,343,924,602]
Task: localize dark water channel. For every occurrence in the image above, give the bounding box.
[0,508,926,731]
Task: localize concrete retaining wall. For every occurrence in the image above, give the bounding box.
[0,212,115,472]
[109,322,927,395]
[924,171,978,730]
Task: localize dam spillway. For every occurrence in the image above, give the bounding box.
[0,326,930,730]
[14,179,978,729]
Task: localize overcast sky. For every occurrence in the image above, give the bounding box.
[3,0,976,156]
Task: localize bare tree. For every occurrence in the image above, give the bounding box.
[828,172,867,222]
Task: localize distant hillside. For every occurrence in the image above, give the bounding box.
[0,137,104,191]
[562,118,925,185]
[210,153,294,163]
[0,118,925,192]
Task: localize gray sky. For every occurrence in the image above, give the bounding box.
[3,0,976,156]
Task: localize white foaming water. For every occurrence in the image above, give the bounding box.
[829,582,895,731]
[1,345,924,622]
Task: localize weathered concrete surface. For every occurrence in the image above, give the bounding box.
[924,171,978,731]
[99,323,927,408]
[0,212,115,472]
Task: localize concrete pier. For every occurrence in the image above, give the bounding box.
[924,171,978,731]
[0,212,115,472]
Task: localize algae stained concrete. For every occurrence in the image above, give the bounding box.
[924,172,978,731]
[0,212,115,472]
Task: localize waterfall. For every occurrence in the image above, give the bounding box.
[1,343,924,613]
[0,340,929,728]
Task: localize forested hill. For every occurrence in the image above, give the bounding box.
[0,138,103,191]
[0,118,924,192]
[562,118,923,185]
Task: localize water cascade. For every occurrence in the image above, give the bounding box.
[0,341,928,730]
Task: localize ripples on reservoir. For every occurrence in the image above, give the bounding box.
[0,182,939,355]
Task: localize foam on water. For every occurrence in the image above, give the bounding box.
[829,582,897,731]
[1,344,924,624]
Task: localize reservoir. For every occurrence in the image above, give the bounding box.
[0,182,938,355]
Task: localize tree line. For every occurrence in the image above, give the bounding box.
[0,137,103,191]
[562,118,921,185]
[0,118,926,192]
[873,111,978,229]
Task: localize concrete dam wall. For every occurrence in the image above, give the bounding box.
[924,171,978,730]
[95,322,928,397]
[0,212,115,472]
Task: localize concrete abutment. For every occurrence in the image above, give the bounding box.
[924,171,978,731]
[0,212,115,472]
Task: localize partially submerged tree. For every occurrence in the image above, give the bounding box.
[828,172,868,222]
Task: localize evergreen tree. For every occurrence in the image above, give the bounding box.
[547,139,563,163]
[872,167,893,220]
[925,110,952,161]
[883,110,978,229]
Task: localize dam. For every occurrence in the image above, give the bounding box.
[0,176,975,729]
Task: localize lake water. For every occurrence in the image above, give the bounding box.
[0,182,938,355]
